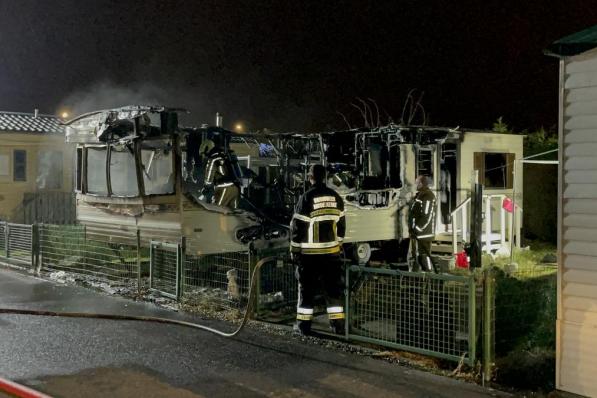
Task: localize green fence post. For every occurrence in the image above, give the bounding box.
[483,268,495,383]
[468,274,477,366]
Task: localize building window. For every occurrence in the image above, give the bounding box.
[37,150,63,190]
[474,152,515,189]
[0,154,8,176]
[416,148,434,184]
[13,150,26,181]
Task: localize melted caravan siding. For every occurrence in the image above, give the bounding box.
[559,47,597,398]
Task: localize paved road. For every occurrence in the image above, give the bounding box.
[0,267,507,397]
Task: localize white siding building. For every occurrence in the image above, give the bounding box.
[547,25,597,398]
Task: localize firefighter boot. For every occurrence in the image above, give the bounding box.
[330,319,345,335]
[293,320,312,336]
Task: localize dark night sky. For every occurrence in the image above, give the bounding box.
[0,0,596,132]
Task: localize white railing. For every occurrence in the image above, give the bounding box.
[450,194,522,254]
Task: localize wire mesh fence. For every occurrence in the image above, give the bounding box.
[347,265,477,364]
[149,241,180,299]
[0,222,5,257]
[254,249,297,322]
[0,220,558,371]
[0,221,34,266]
[182,249,251,313]
[39,224,141,287]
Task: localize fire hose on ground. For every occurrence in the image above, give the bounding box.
[0,257,278,397]
[0,256,277,337]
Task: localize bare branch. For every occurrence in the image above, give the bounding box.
[401,89,416,125]
[368,98,381,128]
[356,97,373,128]
[351,102,369,128]
[337,111,353,129]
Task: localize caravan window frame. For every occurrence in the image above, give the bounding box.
[80,138,177,198]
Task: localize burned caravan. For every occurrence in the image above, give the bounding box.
[64,106,287,255]
[314,125,524,261]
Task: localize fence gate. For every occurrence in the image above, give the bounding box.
[149,241,181,299]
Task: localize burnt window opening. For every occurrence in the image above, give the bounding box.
[141,139,174,195]
[360,141,388,190]
[474,152,515,189]
[13,150,26,182]
[87,147,108,195]
[389,145,402,188]
[37,150,63,190]
[110,145,139,197]
[416,148,434,183]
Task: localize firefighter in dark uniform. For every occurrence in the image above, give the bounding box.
[290,164,346,335]
[201,140,241,209]
[409,175,438,273]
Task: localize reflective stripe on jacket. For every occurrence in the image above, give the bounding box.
[205,151,238,187]
[290,183,346,255]
[409,187,436,239]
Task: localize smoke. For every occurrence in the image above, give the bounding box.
[62,81,166,115]
[60,80,213,127]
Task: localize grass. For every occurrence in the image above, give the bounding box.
[484,241,557,391]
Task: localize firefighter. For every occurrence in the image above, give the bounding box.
[409,175,438,273]
[201,140,241,209]
[290,164,346,336]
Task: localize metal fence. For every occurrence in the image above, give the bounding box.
[39,224,141,287]
[182,250,251,312]
[150,241,181,299]
[346,265,477,365]
[253,250,297,322]
[1,221,534,372]
[0,221,35,266]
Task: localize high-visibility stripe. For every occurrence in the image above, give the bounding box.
[292,213,311,222]
[417,234,434,239]
[206,159,215,182]
[311,215,340,222]
[297,307,314,314]
[424,200,430,215]
[327,306,344,314]
[297,241,339,249]
[310,209,343,217]
[328,313,345,320]
[301,246,340,255]
[297,314,313,321]
[216,182,234,188]
[426,257,433,271]
[218,188,227,205]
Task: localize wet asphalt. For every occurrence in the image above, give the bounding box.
[0,266,508,398]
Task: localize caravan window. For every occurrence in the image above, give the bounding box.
[87,147,108,195]
[474,152,514,189]
[110,145,139,197]
[141,139,174,195]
